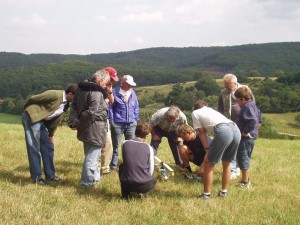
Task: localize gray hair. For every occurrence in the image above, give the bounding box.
[223,73,237,83]
[166,106,180,117]
[91,69,110,82]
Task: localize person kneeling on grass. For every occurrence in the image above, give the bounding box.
[177,124,211,181]
[119,122,157,199]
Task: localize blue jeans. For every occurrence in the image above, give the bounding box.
[237,137,255,170]
[150,125,182,165]
[208,123,241,164]
[230,158,239,174]
[110,122,137,169]
[81,142,101,187]
[22,112,55,181]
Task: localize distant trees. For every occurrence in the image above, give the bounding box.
[194,77,220,96]
[295,114,300,123]
[254,74,300,113]
[164,84,204,111]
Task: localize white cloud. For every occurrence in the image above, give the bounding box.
[94,15,110,22]
[133,37,145,44]
[121,11,164,23]
[0,0,56,7]
[9,13,47,29]
[0,0,299,54]
[171,0,225,25]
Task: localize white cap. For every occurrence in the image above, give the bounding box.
[122,75,136,86]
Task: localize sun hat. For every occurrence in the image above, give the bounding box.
[122,75,136,86]
[104,67,119,82]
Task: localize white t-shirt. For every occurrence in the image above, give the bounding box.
[192,106,232,135]
[45,92,66,121]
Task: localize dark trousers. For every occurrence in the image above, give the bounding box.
[150,125,181,165]
[119,163,156,197]
[120,179,156,197]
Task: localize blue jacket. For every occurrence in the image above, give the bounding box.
[108,86,139,124]
[236,100,262,139]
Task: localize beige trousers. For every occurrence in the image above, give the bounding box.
[100,123,113,173]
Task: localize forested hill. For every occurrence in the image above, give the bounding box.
[1,42,300,99]
[1,42,300,75]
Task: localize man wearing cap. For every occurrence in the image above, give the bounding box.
[109,75,139,170]
[100,67,119,174]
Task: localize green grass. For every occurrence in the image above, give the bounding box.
[1,123,299,225]
[0,113,21,124]
[264,113,300,136]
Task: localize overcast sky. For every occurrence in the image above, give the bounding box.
[1,0,299,55]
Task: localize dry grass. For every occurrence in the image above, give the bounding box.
[0,124,300,225]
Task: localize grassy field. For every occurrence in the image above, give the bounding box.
[0,123,299,225]
[263,112,300,136]
[0,113,21,124]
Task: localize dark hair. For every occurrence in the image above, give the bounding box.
[135,122,152,138]
[194,100,207,110]
[234,86,251,101]
[65,84,78,94]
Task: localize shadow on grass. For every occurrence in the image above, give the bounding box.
[1,160,225,201]
[287,122,300,129]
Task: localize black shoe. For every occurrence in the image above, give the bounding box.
[120,195,129,200]
[47,176,62,182]
[33,178,48,185]
[218,191,227,197]
[199,193,211,199]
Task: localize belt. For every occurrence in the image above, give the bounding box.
[216,122,235,127]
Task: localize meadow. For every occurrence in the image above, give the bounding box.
[0,120,299,224]
[263,113,300,136]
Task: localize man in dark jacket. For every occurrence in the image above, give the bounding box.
[69,69,110,187]
[119,122,156,199]
[22,84,77,185]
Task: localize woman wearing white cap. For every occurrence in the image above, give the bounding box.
[108,75,140,170]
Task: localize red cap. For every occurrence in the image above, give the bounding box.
[104,67,119,82]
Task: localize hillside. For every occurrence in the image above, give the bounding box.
[1,42,300,99]
[1,42,300,75]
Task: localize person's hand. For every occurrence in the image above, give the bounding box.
[70,126,77,130]
[175,137,182,142]
[152,133,161,141]
[242,132,249,137]
[49,136,54,144]
[69,119,78,130]
[106,82,113,93]
[204,153,208,163]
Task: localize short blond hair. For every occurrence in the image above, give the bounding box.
[223,73,237,84]
[177,124,194,136]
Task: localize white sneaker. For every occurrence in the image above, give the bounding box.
[230,173,238,180]
[236,168,241,176]
[237,180,251,188]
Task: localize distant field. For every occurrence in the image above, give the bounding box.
[0,113,21,124]
[263,112,300,136]
[135,81,196,100]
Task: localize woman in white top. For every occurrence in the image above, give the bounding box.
[192,100,241,199]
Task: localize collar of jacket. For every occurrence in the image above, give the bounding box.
[78,80,104,92]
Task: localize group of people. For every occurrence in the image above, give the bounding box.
[22,70,261,199]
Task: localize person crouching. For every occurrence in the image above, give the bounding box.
[119,122,156,199]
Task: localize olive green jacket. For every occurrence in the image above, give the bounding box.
[23,90,65,136]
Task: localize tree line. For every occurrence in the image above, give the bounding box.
[2,70,299,114]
